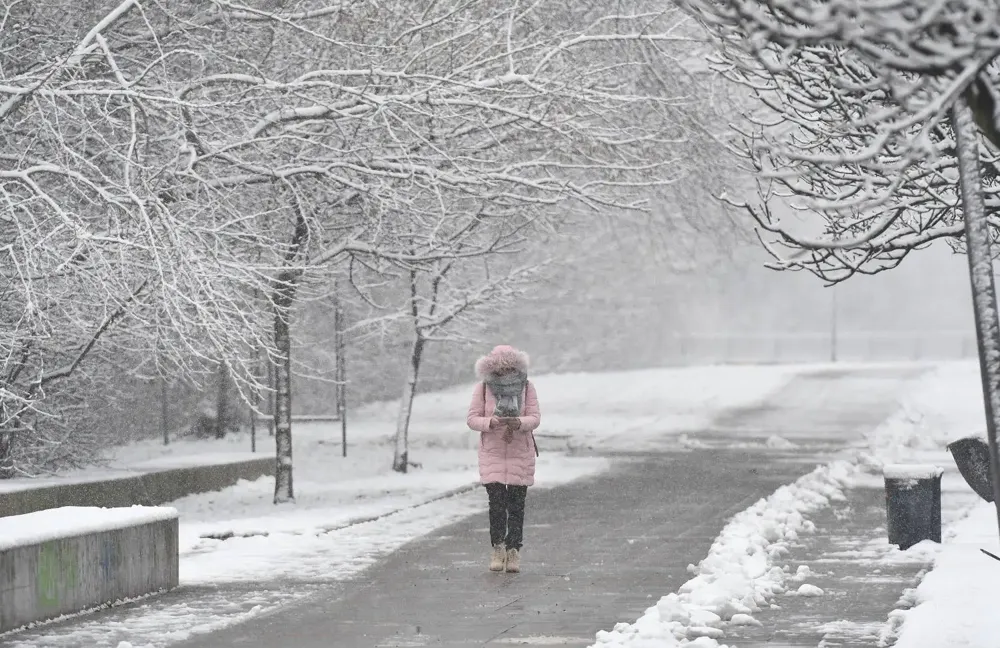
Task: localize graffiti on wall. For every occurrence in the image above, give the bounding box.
[36,542,78,608]
[100,541,115,582]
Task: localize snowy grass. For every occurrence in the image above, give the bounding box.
[0,363,804,545]
[0,363,799,495]
[891,504,1000,648]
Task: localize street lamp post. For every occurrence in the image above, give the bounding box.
[830,287,838,363]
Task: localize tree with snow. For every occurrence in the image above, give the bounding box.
[172,1,712,502]
[388,256,545,474]
[680,0,1000,533]
[0,0,737,497]
[0,1,276,476]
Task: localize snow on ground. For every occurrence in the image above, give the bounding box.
[846,360,988,508]
[587,360,992,648]
[847,360,1000,648]
[0,506,177,551]
[7,459,610,648]
[858,360,986,469]
[590,461,859,648]
[177,454,608,585]
[171,364,801,581]
[152,364,800,563]
[6,586,316,648]
[504,365,800,450]
[0,364,798,495]
[891,504,1000,648]
[4,364,801,648]
[844,361,987,547]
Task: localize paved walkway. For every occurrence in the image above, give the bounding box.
[177,451,814,648]
[6,366,929,648]
[724,478,978,648]
[174,366,925,648]
[707,366,925,446]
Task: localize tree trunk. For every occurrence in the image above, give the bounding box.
[0,429,13,479]
[271,190,309,503]
[953,94,1000,537]
[265,353,276,437]
[215,363,230,439]
[161,377,170,446]
[273,280,296,504]
[392,335,425,473]
[250,347,259,454]
[334,289,347,457]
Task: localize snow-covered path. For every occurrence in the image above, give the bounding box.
[5,364,925,648]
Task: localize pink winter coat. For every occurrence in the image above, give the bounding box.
[467,380,541,486]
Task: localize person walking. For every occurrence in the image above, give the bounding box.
[466,344,540,573]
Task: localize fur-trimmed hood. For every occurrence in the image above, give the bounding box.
[475,345,530,380]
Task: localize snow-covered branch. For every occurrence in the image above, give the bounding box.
[679,0,1000,282]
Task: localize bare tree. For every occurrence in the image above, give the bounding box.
[390,257,544,474]
[680,0,1000,534]
[1,0,739,495]
[0,1,283,476]
[171,1,708,502]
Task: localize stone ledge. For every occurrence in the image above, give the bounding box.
[0,457,274,518]
[0,508,179,633]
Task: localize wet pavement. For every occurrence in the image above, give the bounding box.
[171,366,925,648]
[175,451,814,648]
[7,365,932,648]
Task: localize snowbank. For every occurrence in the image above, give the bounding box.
[853,361,1000,648]
[861,361,985,467]
[0,506,178,551]
[592,461,857,648]
[892,503,1000,648]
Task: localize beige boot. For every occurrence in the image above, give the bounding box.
[505,547,520,573]
[489,544,506,572]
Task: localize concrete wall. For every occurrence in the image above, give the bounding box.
[0,516,178,633]
[0,458,274,518]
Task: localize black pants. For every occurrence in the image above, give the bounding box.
[484,483,528,549]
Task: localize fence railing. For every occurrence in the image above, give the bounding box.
[660,331,977,365]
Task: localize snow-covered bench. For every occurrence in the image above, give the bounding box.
[0,506,178,633]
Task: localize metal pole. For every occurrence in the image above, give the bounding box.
[161,377,169,446]
[952,95,1000,538]
[335,285,347,458]
[830,287,838,363]
[251,358,257,454]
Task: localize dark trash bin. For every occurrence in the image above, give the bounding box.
[883,464,943,550]
[947,436,994,502]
